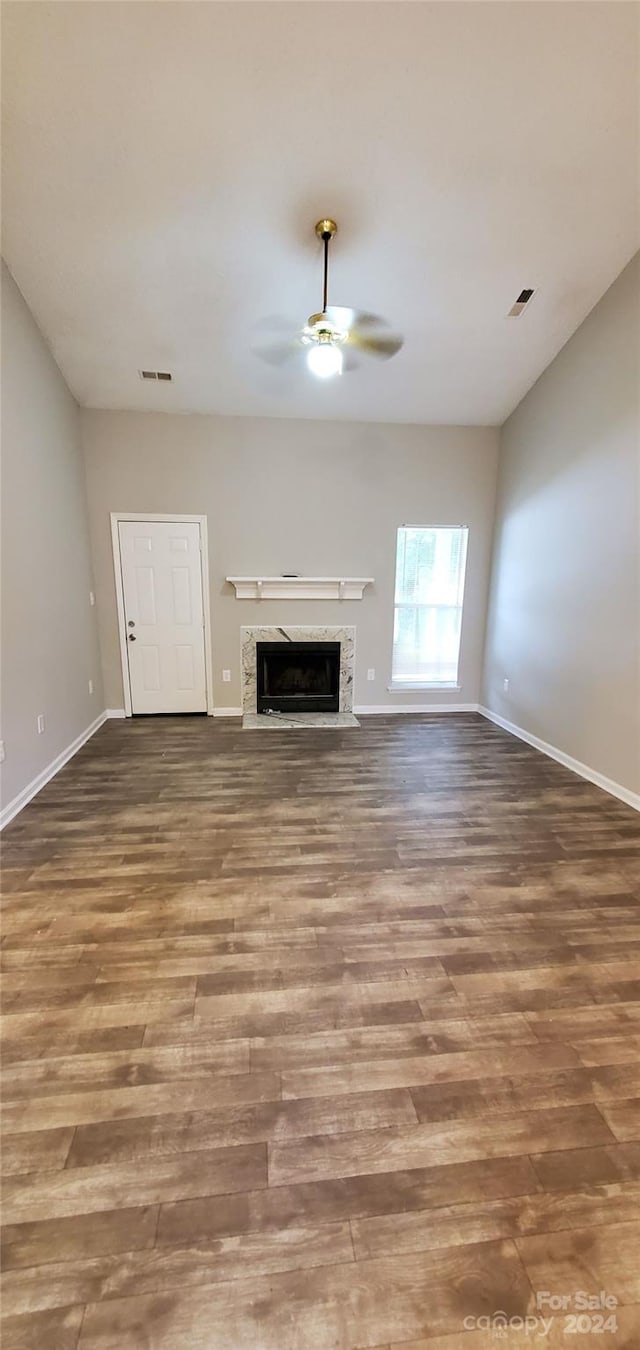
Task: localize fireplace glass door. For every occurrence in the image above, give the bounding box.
[256,642,340,713]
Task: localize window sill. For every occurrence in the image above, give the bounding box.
[387,683,461,692]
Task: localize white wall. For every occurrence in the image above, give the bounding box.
[81,412,499,712]
[483,252,640,800]
[0,262,104,817]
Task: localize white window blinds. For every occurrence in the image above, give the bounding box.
[391,526,469,686]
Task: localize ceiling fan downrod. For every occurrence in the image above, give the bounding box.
[315,219,337,315]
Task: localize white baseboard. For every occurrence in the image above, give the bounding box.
[354,702,479,715]
[479,705,640,813]
[0,712,108,830]
[106,708,126,719]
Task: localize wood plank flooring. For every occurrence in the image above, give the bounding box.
[1,712,639,1348]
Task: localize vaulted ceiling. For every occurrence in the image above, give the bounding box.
[2,1,638,424]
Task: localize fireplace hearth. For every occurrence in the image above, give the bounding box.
[256,641,340,714]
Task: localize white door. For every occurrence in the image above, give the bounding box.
[119,521,207,714]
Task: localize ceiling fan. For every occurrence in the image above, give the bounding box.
[253,219,403,379]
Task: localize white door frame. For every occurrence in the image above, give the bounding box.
[110,512,214,717]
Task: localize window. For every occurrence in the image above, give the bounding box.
[391,526,469,687]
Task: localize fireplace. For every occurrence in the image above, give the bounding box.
[242,626,355,715]
[256,641,340,713]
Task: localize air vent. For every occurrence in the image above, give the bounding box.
[507,289,535,318]
[139,370,172,381]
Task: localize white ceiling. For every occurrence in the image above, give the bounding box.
[2,1,638,425]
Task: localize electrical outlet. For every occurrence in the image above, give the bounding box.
[0,741,5,763]
[367,668,375,682]
[503,678,510,692]
[222,669,231,683]
[37,714,46,734]
[89,591,95,606]
[88,679,94,695]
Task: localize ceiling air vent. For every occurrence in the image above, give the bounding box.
[139,370,172,381]
[507,289,535,318]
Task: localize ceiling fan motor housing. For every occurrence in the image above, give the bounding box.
[305,313,347,344]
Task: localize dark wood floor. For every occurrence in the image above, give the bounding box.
[1,713,639,1349]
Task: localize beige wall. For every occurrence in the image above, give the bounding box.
[483,252,640,798]
[1,263,103,814]
[81,412,499,713]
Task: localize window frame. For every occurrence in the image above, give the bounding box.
[389,524,469,691]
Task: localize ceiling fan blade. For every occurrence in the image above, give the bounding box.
[323,306,384,332]
[252,298,402,367]
[346,330,404,359]
[323,306,403,358]
[251,317,305,366]
[252,337,303,367]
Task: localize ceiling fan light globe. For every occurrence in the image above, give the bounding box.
[306,342,343,379]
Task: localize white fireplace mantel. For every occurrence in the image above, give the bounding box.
[226,576,374,601]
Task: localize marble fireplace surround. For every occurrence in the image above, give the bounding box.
[241,626,356,714]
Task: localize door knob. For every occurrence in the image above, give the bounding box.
[128,620,135,628]
[128,634,136,642]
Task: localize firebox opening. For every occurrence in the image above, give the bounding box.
[256,642,340,713]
